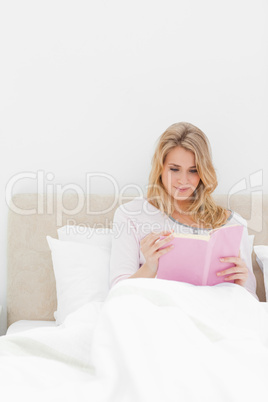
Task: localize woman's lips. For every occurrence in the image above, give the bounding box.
[174,187,190,193]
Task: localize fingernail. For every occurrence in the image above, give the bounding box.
[220,258,224,262]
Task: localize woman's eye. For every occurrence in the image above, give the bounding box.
[170,168,197,173]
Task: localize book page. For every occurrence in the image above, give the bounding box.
[156,225,243,286]
[206,225,243,286]
[157,236,208,285]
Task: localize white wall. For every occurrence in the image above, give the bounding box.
[0,0,267,335]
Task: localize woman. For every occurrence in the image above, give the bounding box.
[109,122,258,299]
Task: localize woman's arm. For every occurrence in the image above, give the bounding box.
[109,205,174,287]
[129,231,175,279]
[109,206,141,287]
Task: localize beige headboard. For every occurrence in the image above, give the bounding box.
[7,193,268,328]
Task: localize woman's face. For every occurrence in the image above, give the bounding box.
[161,146,201,203]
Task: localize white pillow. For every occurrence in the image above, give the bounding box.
[254,245,268,300]
[57,225,112,250]
[248,235,255,253]
[47,236,111,325]
[254,245,268,271]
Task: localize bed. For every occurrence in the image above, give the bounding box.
[2,193,268,401]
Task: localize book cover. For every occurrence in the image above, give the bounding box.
[156,224,244,286]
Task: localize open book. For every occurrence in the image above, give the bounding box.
[157,224,244,286]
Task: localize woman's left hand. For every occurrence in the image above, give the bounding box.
[217,253,249,287]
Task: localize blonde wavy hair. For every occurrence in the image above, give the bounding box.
[147,122,228,229]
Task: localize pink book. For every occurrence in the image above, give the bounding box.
[157,224,244,286]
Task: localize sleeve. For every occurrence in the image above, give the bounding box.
[239,223,259,301]
[109,205,141,288]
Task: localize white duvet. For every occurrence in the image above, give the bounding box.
[1,278,268,402]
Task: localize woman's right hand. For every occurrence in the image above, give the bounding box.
[140,230,175,276]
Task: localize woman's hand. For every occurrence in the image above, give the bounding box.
[140,230,175,277]
[217,252,249,287]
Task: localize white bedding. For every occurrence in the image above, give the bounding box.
[6,320,57,335]
[1,279,268,402]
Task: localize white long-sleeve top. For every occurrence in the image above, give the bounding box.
[109,197,258,300]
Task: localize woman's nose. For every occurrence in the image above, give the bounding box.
[177,171,188,184]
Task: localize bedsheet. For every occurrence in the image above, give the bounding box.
[1,278,268,402]
[6,319,57,335]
